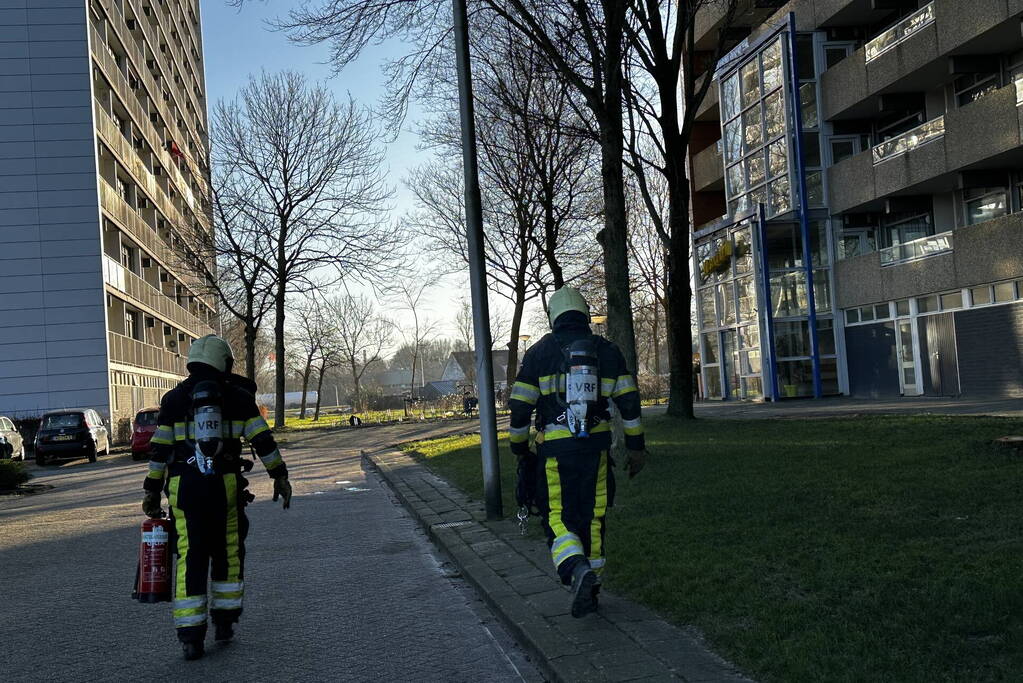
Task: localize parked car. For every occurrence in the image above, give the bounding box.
[131,407,160,461]
[34,409,110,466]
[0,416,25,460]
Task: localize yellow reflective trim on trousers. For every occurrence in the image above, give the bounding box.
[168,476,189,601]
[544,458,569,539]
[600,377,615,397]
[224,474,241,584]
[590,451,608,561]
[146,470,164,481]
[211,590,243,600]
[173,606,206,618]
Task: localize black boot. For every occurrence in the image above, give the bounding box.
[214,622,234,642]
[570,562,599,618]
[182,641,205,661]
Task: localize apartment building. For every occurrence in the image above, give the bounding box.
[0,0,215,432]
[690,0,1023,401]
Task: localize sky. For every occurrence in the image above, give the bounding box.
[199,1,528,346]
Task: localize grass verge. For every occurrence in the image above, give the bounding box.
[405,414,1023,682]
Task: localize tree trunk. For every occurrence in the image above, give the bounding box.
[313,363,326,420]
[273,281,286,428]
[652,302,661,376]
[244,320,258,382]
[505,290,525,391]
[350,357,362,412]
[299,359,312,419]
[664,157,695,420]
[597,112,638,373]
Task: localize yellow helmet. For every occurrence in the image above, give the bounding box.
[187,334,234,373]
[547,287,590,326]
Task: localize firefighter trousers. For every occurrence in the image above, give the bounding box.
[536,442,615,585]
[167,468,249,643]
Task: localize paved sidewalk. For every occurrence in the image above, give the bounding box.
[642,395,1023,419]
[367,448,753,683]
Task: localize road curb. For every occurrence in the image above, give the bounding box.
[364,447,753,683]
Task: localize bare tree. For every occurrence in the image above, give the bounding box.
[328,292,393,411]
[286,295,330,419]
[214,71,396,427]
[454,296,510,351]
[623,0,739,417]
[387,277,441,401]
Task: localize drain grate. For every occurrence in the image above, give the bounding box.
[433,520,474,529]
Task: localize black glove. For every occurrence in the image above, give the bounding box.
[272,477,292,510]
[625,449,647,479]
[142,490,163,518]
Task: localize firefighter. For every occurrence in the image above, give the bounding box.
[509,287,646,617]
[141,334,292,660]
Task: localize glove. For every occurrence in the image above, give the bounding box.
[272,477,292,510]
[142,491,163,518]
[625,449,647,479]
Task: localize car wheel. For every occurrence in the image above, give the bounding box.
[35,452,47,466]
[86,443,97,464]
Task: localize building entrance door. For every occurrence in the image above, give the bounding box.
[896,319,922,396]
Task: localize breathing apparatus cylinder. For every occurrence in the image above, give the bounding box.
[191,380,223,474]
[563,339,599,438]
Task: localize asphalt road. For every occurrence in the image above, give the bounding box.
[0,420,539,682]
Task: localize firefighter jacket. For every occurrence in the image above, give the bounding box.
[509,313,644,456]
[143,368,287,493]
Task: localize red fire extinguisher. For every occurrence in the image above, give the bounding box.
[132,517,173,603]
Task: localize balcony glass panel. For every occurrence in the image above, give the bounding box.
[872,116,945,165]
[879,231,953,266]
[864,3,935,63]
[761,39,783,93]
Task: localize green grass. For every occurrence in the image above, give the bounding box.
[404,414,1023,682]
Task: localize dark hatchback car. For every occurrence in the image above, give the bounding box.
[35,409,110,466]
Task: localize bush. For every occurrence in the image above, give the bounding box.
[0,459,30,490]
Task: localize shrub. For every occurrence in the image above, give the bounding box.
[0,459,29,490]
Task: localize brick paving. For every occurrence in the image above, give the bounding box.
[0,420,540,682]
[368,448,754,683]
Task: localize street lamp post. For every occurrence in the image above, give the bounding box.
[453,0,502,520]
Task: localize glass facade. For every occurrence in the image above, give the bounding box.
[697,29,837,401]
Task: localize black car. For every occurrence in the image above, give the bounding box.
[0,416,25,460]
[34,409,110,466]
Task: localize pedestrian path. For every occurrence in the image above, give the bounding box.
[369,447,753,683]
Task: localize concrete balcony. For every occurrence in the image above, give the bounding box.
[694,72,720,123]
[692,142,725,193]
[828,83,1023,214]
[821,0,1023,121]
[835,211,1023,309]
[108,331,186,377]
[103,256,213,338]
[693,0,785,51]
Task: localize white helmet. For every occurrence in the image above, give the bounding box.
[187,334,234,373]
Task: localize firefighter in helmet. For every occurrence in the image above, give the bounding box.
[509,287,646,617]
[141,334,292,660]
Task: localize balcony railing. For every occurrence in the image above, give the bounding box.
[108,331,187,376]
[872,116,945,165]
[103,256,212,336]
[1016,74,1023,107]
[865,2,935,62]
[879,230,953,266]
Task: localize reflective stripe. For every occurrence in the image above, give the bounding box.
[173,422,187,441]
[546,459,585,569]
[151,425,174,445]
[146,469,165,481]
[210,581,243,593]
[542,421,611,441]
[224,474,241,585]
[600,378,616,397]
[623,417,643,436]
[173,596,207,610]
[231,420,245,438]
[148,461,166,473]
[168,477,189,602]
[590,451,608,562]
[589,558,606,569]
[259,448,283,470]
[244,417,270,440]
[210,597,243,610]
[508,425,530,443]
[612,375,638,397]
[174,613,207,628]
[551,532,584,567]
[509,381,539,405]
[537,375,564,396]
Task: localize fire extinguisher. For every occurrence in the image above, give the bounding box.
[132,516,173,603]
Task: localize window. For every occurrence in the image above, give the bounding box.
[125,310,140,340]
[883,210,933,248]
[875,303,890,320]
[846,308,860,324]
[940,292,963,310]
[823,43,855,70]
[954,72,999,107]
[917,295,939,313]
[896,299,911,316]
[964,187,1007,225]
[876,109,925,143]
[970,286,991,306]
[994,281,1017,302]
